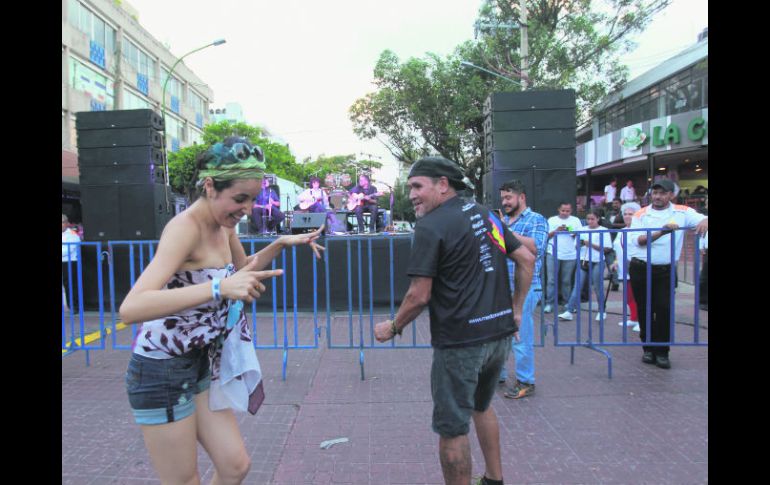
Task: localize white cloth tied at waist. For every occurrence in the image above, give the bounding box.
[208,299,264,414]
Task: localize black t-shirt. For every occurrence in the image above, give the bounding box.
[407,196,522,348]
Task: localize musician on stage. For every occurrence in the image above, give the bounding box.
[348,174,381,233]
[298,176,338,233]
[298,177,330,212]
[251,177,284,234]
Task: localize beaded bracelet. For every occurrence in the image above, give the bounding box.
[212,277,222,302]
[390,320,402,337]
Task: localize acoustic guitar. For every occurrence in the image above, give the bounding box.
[346,191,383,211]
[298,189,325,211]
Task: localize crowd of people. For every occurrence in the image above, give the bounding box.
[62,137,708,484]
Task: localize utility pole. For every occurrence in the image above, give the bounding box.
[519,0,528,90]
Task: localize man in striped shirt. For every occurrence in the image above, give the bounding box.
[497,180,549,399]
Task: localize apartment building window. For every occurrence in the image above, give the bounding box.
[189,91,207,127]
[124,88,151,110]
[165,115,185,149]
[661,65,707,116]
[189,128,203,146]
[626,87,661,126]
[162,69,182,114]
[69,56,115,110]
[62,112,68,149]
[189,91,205,114]
[161,69,182,98]
[68,0,116,56]
[122,38,157,79]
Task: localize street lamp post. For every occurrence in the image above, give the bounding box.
[160,38,226,198]
[460,61,522,86]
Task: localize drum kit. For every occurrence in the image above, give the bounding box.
[321,173,354,211]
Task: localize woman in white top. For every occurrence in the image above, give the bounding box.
[560,209,613,320]
[610,202,642,331]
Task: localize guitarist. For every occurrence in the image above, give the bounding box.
[349,174,381,233]
[298,176,337,233]
[297,176,330,213]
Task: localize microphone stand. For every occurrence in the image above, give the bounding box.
[381,182,395,232]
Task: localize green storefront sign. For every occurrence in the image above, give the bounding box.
[620,117,708,150]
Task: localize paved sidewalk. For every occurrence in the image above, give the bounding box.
[62,288,707,484]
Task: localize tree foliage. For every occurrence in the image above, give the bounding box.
[475,0,670,122]
[299,154,383,189]
[168,120,305,199]
[350,0,670,196]
[168,120,385,200]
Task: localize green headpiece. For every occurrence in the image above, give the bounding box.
[197,137,266,182]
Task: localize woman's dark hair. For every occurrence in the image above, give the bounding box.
[309,176,321,186]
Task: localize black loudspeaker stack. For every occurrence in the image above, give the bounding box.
[76,109,172,241]
[482,90,576,217]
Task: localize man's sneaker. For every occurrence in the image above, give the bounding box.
[543,304,553,313]
[595,312,607,321]
[632,323,640,332]
[558,311,573,321]
[642,351,655,364]
[504,382,535,399]
[618,319,636,327]
[655,355,671,369]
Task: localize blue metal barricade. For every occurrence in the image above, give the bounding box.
[62,238,322,378]
[545,226,707,378]
[323,234,428,380]
[63,227,706,381]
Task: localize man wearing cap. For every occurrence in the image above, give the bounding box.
[628,179,708,369]
[374,156,534,485]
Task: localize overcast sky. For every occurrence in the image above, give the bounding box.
[124,0,707,186]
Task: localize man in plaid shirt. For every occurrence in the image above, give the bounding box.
[497,180,548,399]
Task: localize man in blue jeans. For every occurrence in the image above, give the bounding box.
[497,180,548,400]
[543,202,583,313]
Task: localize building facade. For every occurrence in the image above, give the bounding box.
[575,30,708,212]
[62,0,214,189]
[209,102,245,124]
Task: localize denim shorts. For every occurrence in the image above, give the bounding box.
[125,346,211,425]
[431,336,511,438]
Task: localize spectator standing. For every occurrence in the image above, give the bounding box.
[559,209,612,321]
[604,198,625,291]
[604,178,618,206]
[699,230,708,311]
[628,179,708,369]
[543,203,583,314]
[620,180,636,203]
[610,202,642,332]
[496,180,548,400]
[62,213,81,313]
